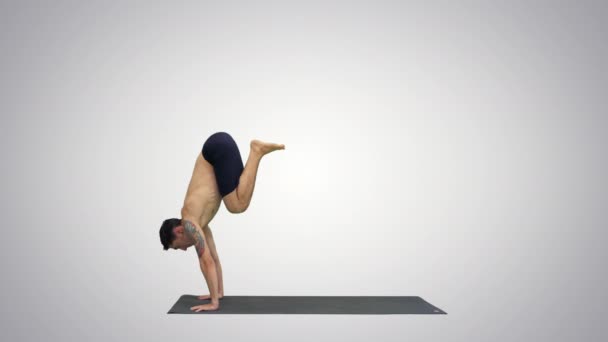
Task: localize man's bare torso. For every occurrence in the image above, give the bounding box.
[181,153,222,228]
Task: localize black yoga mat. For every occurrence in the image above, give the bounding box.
[167,295,447,314]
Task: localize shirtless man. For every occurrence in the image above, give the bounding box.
[159,132,285,312]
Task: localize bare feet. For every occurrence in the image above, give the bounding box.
[250,139,285,156]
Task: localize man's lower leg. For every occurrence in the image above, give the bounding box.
[234,139,285,211]
[235,150,263,210]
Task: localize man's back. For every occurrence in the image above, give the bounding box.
[182,153,222,227]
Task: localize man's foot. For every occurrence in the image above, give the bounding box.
[251,139,285,156]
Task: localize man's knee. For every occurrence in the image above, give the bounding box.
[226,200,247,214]
[234,202,248,213]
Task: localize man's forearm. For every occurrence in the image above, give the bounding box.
[200,259,220,304]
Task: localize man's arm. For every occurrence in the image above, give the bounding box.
[182,219,211,259]
[182,219,220,306]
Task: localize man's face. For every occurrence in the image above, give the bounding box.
[170,226,190,251]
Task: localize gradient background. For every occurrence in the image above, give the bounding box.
[1,1,607,341]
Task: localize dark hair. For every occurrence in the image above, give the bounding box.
[160,218,182,250]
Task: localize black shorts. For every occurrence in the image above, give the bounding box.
[202,132,244,198]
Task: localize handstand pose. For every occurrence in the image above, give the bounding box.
[159,132,285,312]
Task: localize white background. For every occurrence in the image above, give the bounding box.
[1,1,606,341]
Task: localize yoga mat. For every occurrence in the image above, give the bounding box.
[168,295,447,314]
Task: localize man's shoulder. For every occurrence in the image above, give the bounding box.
[180,215,200,228]
[180,216,208,260]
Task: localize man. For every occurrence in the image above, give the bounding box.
[159,131,285,312]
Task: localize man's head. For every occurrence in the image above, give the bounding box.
[159,218,192,251]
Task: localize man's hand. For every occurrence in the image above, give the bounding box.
[198,294,224,300]
[191,302,219,312]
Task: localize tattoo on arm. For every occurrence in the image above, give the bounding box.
[183,220,205,258]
